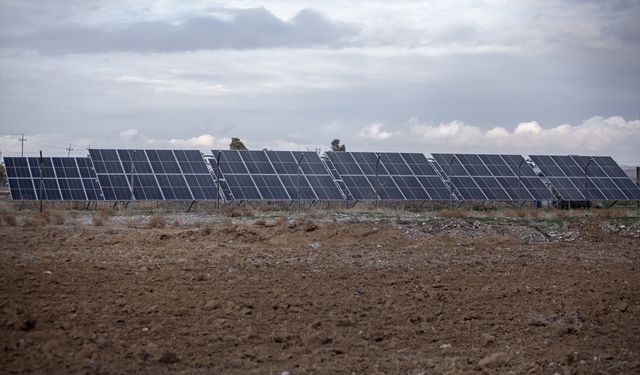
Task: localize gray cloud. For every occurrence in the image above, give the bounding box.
[1,7,359,53]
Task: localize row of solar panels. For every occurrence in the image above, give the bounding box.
[4,149,640,202]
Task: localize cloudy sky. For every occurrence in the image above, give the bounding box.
[1,0,639,164]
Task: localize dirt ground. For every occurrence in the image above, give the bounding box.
[1,210,639,374]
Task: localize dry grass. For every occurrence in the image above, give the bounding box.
[593,208,630,219]
[291,216,318,232]
[253,219,267,226]
[148,213,166,229]
[438,209,474,218]
[22,210,65,227]
[395,213,411,225]
[1,212,17,226]
[491,208,544,219]
[22,215,47,227]
[92,208,114,227]
[45,210,65,225]
[200,224,213,235]
[275,216,288,227]
[221,206,255,218]
[222,218,233,227]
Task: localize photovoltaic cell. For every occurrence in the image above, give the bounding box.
[210,150,344,201]
[325,152,450,201]
[432,153,555,201]
[529,155,640,201]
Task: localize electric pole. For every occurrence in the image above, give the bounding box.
[19,134,27,157]
[66,144,73,157]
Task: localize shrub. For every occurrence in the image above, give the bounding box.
[148,213,166,229]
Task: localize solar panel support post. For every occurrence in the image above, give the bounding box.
[448,155,458,211]
[584,158,593,208]
[129,150,136,204]
[374,154,381,208]
[517,157,525,210]
[38,151,44,213]
[296,153,305,213]
[215,152,222,209]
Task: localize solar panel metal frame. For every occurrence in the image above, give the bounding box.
[210,150,345,202]
[325,152,450,201]
[529,155,640,201]
[5,156,104,201]
[432,153,555,201]
[88,149,218,201]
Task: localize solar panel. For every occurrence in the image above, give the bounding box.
[88,149,218,201]
[529,155,640,201]
[210,150,344,201]
[5,157,103,201]
[325,152,450,201]
[432,153,555,201]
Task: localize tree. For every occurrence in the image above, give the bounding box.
[331,139,346,152]
[229,137,247,150]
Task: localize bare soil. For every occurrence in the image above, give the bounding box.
[1,213,639,374]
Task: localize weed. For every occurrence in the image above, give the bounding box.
[92,208,113,226]
[45,210,65,225]
[438,209,472,218]
[593,208,630,219]
[275,216,288,227]
[22,214,47,227]
[221,206,255,218]
[148,213,166,229]
[395,213,411,225]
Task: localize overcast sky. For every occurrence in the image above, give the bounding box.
[1,0,639,164]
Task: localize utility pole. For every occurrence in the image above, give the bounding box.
[19,134,27,157]
[66,144,73,157]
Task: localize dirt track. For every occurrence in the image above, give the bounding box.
[1,213,639,374]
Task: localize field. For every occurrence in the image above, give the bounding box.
[1,204,639,374]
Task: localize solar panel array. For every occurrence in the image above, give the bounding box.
[4,150,638,203]
[529,155,640,201]
[88,149,218,201]
[325,152,450,200]
[4,157,103,201]
[210,150,344,201]
[432,153,555,201]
